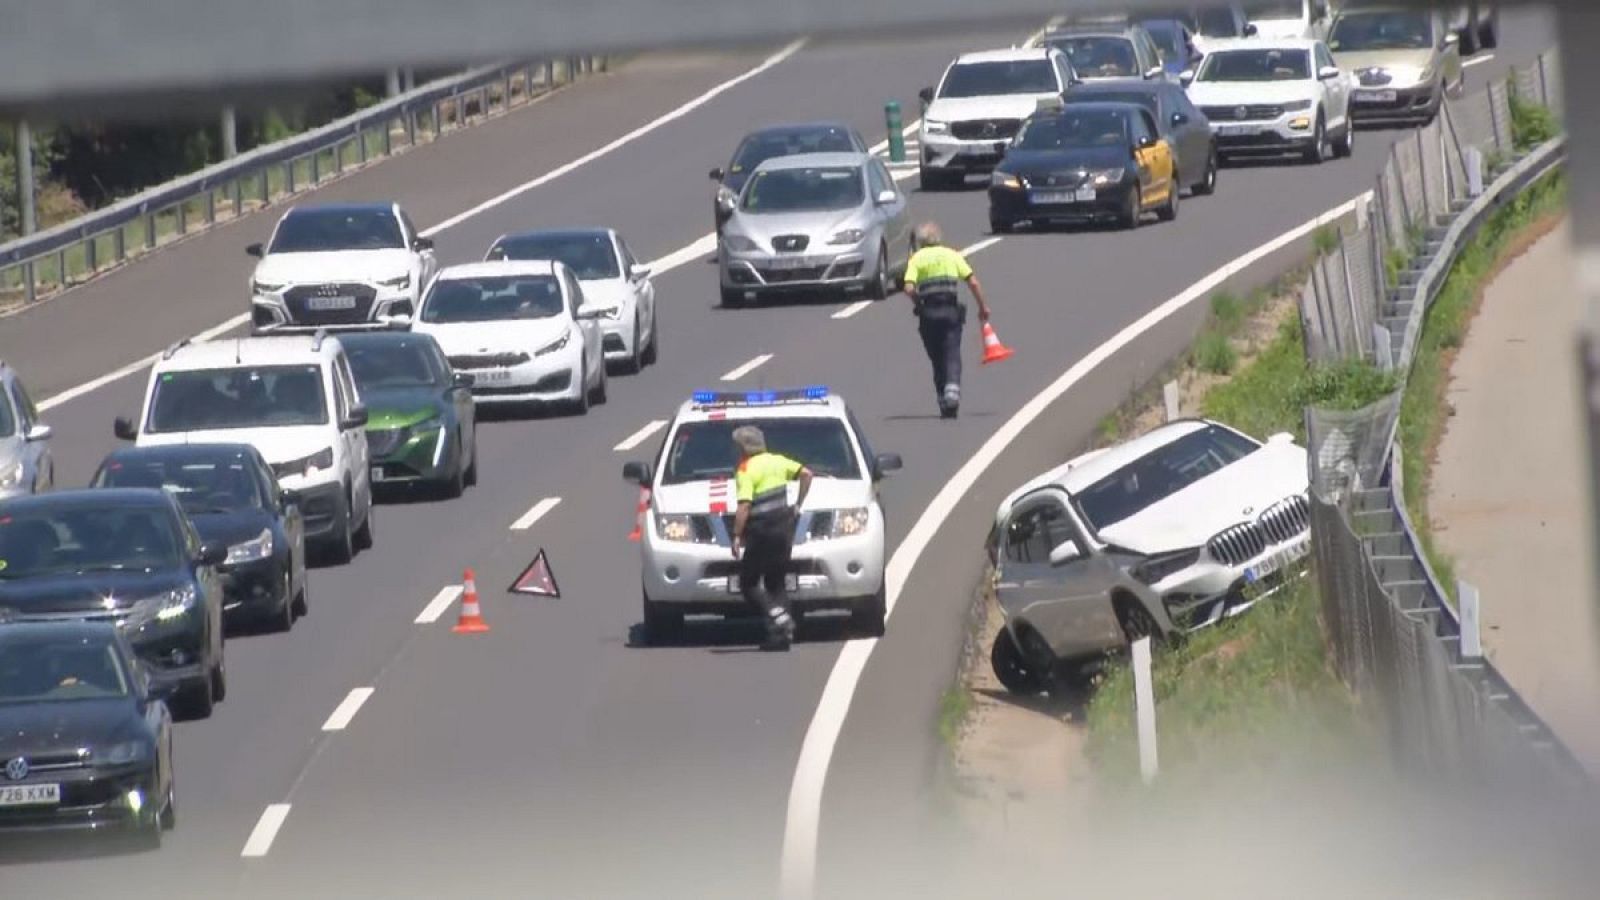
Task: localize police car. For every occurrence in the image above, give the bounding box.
[621,387,901,641]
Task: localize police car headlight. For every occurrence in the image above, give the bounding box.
[722,235,759,253]
[826,507,871,538]
[226,529,274,565]
[655,513,697,543]
[924,120,949,134]
[535,327,573,357]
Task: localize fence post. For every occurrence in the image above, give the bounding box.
[310,149,321,184]
[1339,235,1367,360]
[1132,636,1159,785]
[1414,129,1433,223]
[1536,54,1550,108]
[84,230,97,272]
[1466,146,1484,197]
[221,106,239,159]
[1372,324,1394,372]
[16,119,36,237]
[1162,381,1181,422]
[1486,83,1504,155]
[385,68,402,98]
[1459,580,1483,659]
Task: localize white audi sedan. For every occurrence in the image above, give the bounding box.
[410,261,608,414]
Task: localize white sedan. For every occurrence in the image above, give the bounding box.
[411,261,608,414]
[486,228,659,374]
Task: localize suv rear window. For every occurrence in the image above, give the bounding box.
[662,418,861,484]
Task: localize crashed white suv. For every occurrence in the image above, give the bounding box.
[987,419,1310,694]
[247,202,438,332]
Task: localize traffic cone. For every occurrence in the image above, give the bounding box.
[627,487,650,542]
[980,321,1015,365]
[452,568,490,633]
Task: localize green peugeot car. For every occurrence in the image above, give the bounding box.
[340,331,479,498]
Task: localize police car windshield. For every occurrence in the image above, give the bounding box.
[1015,110,1130,151]
[1328,11,1433,52]
[488,234,620,280]
[420,276,565,323]
[1047,37,1139,78]
[0,505,185,580]
[146,366,328,433]
[662,419,861,484]
[95,459,265,515]
[741,167,863,213]
[345,340,447,389]
[0,635,130,703]
[268,209,405,252]
[1198,48,1311,82]
[939,60,1058,97]
[1073,425,1260,532]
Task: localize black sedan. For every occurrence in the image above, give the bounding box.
[1065,79,1217,196]
[0,489,227,720]
[709,121,869,231]
[0,621,175,842]
[93,444,307,634]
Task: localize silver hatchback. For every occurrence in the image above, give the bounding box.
[718,152,912,308]
[0,363,54,499]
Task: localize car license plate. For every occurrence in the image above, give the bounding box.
[1217,124,1260,137]
[473,369,513,383]
[1355,89,1397,103]
[1245,541,1311,584]
[370,466,386,484]
[726,574,800,594]
[305,295,358,311]
[0,784,60,806]
[1031,188,1095,204]
[765,257,813,271]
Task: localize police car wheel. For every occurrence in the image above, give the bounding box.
[642,595,684,642]
[719,287,745,309]
[851,588,887,638]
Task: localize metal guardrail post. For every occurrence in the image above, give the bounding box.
[176,200,187,236]
[259,169,269,205]
[54,248,65,286]
[22,263,34,305]
[285,160,296,194]
[143,210,156,250]
[357,127,368,165]
[430,101,441,138]
[84,231,96,273]
[545,60,555,88]
[310,149,321,184]
[221,107,239,159]
[16,119,37,237]
[113,226,125,262]
[205,188,216,225]
[233,179,244,218]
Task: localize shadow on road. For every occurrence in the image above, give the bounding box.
[627,611,862,651]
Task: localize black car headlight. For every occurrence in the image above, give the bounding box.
[1086,168,1126,186]
[130,584,199,624]
[1129,548,1202,585]
[226,529,275,565]
[990,172,1024,190]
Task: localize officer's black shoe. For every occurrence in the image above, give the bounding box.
[761,631,792,652]
[940,404,958,420]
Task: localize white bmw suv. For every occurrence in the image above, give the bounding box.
[115,334,375,563]
[621,387,902,642]
[918,47,1080,190]
[1183,37,1354,164]
[247,202,438,332]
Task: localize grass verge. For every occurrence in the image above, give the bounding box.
[937,686,973,748]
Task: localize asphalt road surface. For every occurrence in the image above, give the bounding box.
[0,14,1555,897]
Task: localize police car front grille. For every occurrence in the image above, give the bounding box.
[950,118,1022,140]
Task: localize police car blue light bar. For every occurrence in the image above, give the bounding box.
[690,386,829,406]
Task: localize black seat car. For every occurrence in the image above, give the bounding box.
[1065,79,1218,196]
[0,489,227,719]
[93,444,307,634]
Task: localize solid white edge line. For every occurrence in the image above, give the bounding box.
[38,312,251,412]
[511,496,563,530]
[720,353,774,382]
[240,803,292,857]
[614,419,667,452]
[422,39,808,237]
[1463,53,1497,68]
[415,585,463,625]
[831,300,873,320]
[777,190,1373,900]
[321,687,376,732]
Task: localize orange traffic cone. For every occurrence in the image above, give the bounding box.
[452,568,490,633]
[980,321,1015,365]
[627,487,650,542]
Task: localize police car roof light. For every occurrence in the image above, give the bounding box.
[689,386,829,407]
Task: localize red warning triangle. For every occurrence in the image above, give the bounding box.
[509,549,560,598]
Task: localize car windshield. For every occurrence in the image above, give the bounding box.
[0,634,130,703]
[1067,90,1158,116]
[488,234,620,280]
[1198,48,1312,81]
[1242,0,1303,19]
[0,505,184,580]
[268,208,405,252]
[1048,37,1139,77]
[146,365,328,433]
[1142,22,1186,59]
[0,392,14,438]
[740,167,863,213]
[729,129,858,176]
[938,60,1058,97]
[662,418,861,483]
[95,458,264,515]
[345,339,447,389]
[1014,110,1130,151]
[1195,8,1242,37]
[420,275,565,323]
[1073,425,1262,532]
[1329,11,1434,52]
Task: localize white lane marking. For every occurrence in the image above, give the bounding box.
[777,190,1373,900]
[422,40,808,237]
[720,353,773,381]
[831,300,873,320]
[614,419,667,452]
[321,687,376,732]
[241,804,292,857]
[511,496,562,530]
[1463,53,1497,69]
[961,237,1002,256]
[38,312,251,412]
[415,585,463,625]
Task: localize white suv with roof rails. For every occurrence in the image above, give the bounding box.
[918,47,1081,190]
[114,334,374,563]
[621,387,902,642]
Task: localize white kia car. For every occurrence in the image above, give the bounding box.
[411,261,608,413]
[987,419,1311,694]
[247,202,438,332]
[1183,37,1354,163]
[485,228,659,374]
[917,47,1080,190]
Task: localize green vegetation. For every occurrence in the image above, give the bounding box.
[1510,92,1559,152]
[938,685,972,747]
[1311,224,1341,256]
[1208,291,1246,332]
[1191,330,1237,376]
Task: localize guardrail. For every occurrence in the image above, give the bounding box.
[0,55,609,309]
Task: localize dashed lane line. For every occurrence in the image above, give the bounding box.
[415,585,463,625]
[511,496,563,530]
[240,804,292,857]
[321,688,376,732]
[720,353,774,381]
[614,419,668,452]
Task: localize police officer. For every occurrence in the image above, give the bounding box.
[730,425,813,651]
[902,222,993,419]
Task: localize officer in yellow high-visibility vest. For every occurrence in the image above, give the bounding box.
[902,221,992,419]
[731,425,813,651]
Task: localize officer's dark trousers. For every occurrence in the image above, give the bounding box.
[918,312,963,395]
[739,513,793,633]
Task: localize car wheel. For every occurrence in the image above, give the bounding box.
[989,214,1014,234]
[1114,598,1163,646]
[210,651,227,704]
[642,593,684,643]
[641,319,659,366]
[865,245,890,300]
[619,318,644,375]
[353,496,374,551]
[991,628,1049,696]
[1157,179,1179,222]
[270,570,295,633]
[442,435,467,499]
[1193,150,1218,196]
[324,495,355,565]
[590,359,608,405]
[851,588,887,638]
[1333,119,1355,158]
[176,677,214,720]
[1303,115,1327,164]
[570,361,591,415]
[291,572,308,618]
[719,287,745,309]
[1118,186,1142,230]
[159,781,176,831]
[463,427,479,486]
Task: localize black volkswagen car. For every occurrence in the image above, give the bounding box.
[92,444,307,634]
[0,621,175,842]
[1065,79,1218,196]
[0,490,227,720]
[709,122,869,231]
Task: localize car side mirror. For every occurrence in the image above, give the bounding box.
[1049,541,1084,566]
[1243,23,1259,37]
[344,405,369,429]
[1179,69,1196,86]
[622,461,653,485]
[452,371,476,389]
[113,416,138,441]
[632,265,653,281]
[1145,66,1164,80]
[23,424,51,442]
[709,167,725,181]
[245,242,264,258]
[874,189,898,205]
[197,542,228,566]
[1318,65,1341,80]
[873,453,903,479]
[918,86,935,104]
[413,236,434,252]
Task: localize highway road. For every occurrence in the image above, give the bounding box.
[0,13,1555,897]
